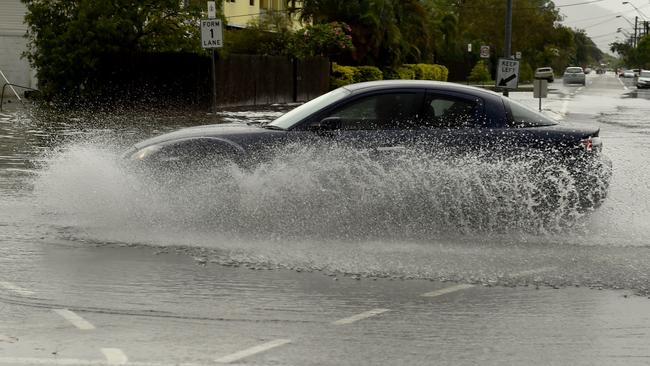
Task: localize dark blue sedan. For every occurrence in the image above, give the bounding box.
[126,80,611,209]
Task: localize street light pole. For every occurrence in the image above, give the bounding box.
[503,0,513,97]
[504,0,513,59]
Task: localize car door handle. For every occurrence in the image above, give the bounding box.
[376,146,407,152]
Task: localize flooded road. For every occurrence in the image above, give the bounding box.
[1,72,650,365]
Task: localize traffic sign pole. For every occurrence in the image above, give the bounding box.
[201,1,223,115]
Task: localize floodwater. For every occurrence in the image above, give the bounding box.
[1,74,650,297]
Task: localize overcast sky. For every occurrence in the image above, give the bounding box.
[556,0,650,55]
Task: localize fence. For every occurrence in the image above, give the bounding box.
[95,52,330,108]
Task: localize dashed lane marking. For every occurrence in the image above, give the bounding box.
[0,358,206,365]
[102,348,128,365]
[53,309,96,330]
[215,339,291,363]
[617,77,629,90]
[421,284,475,298]
[0,281,35,296]
[510,267,556,277]
[332,308,391,325]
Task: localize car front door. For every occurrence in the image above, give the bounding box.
[294,89,426,154]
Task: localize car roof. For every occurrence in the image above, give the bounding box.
[341,80,503,99]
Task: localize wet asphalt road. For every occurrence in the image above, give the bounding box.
[1,72,650,365]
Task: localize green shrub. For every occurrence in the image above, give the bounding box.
[468,60,492,82]
[356,65,383,82]
[330,63,358,88]
[402,63,448,81]
[519,62,533,83]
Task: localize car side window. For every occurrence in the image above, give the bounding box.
[326,92,422,130]
[419,93,480,128]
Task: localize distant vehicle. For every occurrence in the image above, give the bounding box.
[633,68,641,77]
[534,67,554,82]
[563,67,586,85]
[125,80,611,210]
[637,70,650,89]
[623,70,636,78]
[584,67,592,74]
[596,68,605,74]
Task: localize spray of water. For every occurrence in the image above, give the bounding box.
[30,140,650,295]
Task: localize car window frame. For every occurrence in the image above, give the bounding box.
[421,89,488,129]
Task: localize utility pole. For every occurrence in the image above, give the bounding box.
[634,16,638,48]
[503,0,513,96]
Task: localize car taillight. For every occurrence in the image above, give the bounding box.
[581,136,602,153]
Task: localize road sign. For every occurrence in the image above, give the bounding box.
[496,58,519,89]
[201,18,223,48]
[207,1,216,18]
[515,51,522,59]
[467,43,472,52]
[480,45,490,58]
[533,79,548,98]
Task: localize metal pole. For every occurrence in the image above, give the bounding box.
[211,49,217,114]
[634,16,638,48]
[503,0,513,97]
[0,69,22,102]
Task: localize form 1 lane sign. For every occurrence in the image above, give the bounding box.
[496,58,519,89]
[201,19,223,48]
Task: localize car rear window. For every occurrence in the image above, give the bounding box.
[565,67,583,73]
[537,68,551,72]
[503,98,558,127]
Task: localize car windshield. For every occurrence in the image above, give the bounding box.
[641,71,650,77]
[565,67,583,73]
[268,88,350,129]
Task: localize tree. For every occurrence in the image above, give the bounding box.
[21,0,208,100]
[298,0,432,67]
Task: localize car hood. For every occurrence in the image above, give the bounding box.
[133,123,280,149]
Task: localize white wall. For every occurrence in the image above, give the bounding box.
[0,0,36,97]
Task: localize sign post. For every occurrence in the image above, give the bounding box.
[201,1,223,114]
[533,79,548,112]
[496,58,519,90]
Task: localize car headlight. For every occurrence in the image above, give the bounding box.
[131,145,162,160]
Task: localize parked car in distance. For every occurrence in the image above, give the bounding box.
[534,67,554,82]
[637,70,650,89]
[563,67,586,85]
[125,80,611,210]
[623,70,636,78]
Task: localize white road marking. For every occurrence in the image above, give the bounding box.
[53,309,96,330]
[0,357,206,366]
[559,99,569,118]
[215,339,291,363]
[332,308,390,325]
[101,348,128,365]
[511,266,556,277]
[421,284,475,298]
[0,281,35,296]
[617,77,629,90]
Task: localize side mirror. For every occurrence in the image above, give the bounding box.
[307,117,342,131]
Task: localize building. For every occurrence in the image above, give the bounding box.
[223,0,302,29]
[0,0,36,97]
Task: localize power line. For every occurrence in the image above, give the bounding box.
[555,0,606,8]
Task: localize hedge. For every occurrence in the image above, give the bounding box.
[332,63,448,88]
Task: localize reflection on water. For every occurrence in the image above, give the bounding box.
[1,105,650,295]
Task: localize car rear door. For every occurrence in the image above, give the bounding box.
[409,89,503,155]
